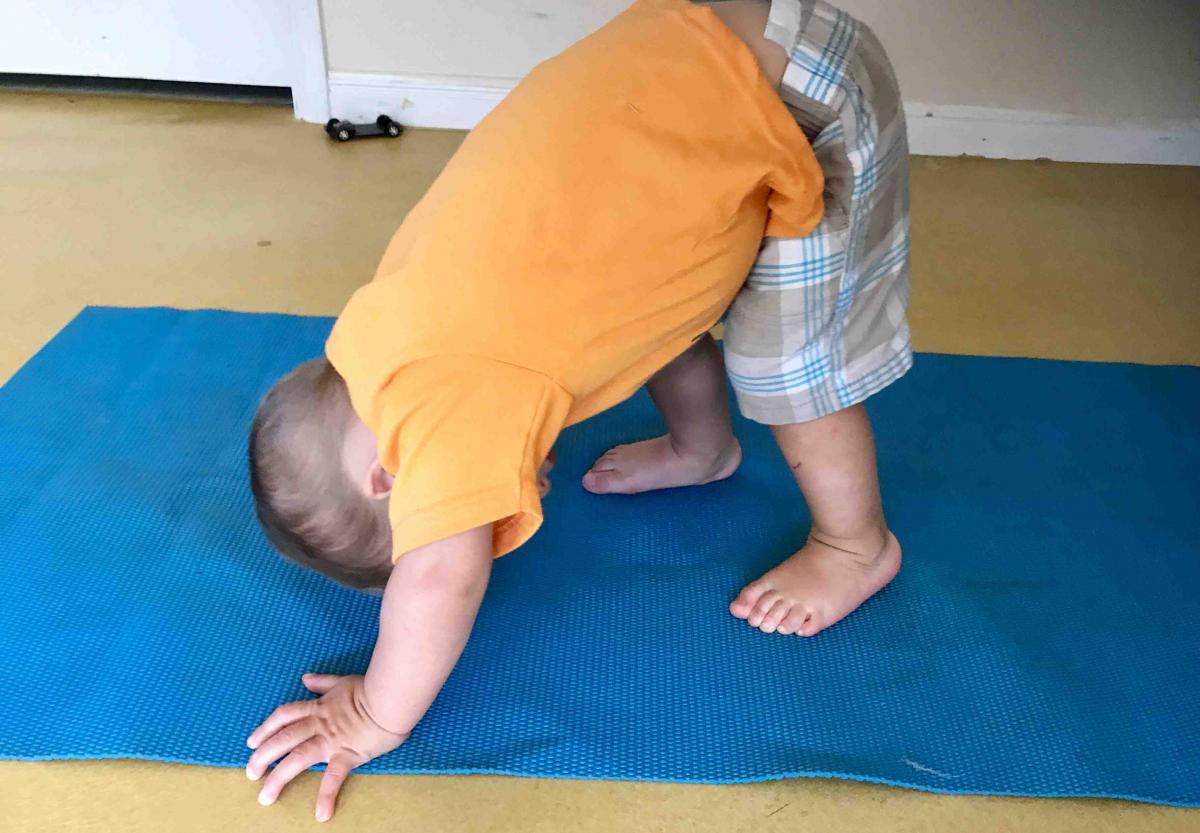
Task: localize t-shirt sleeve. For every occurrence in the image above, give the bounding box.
[763,135,826,239]
[369,356,572,560]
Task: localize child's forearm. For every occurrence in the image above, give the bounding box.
[360,525,493,734]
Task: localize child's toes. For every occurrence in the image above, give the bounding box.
[758,600,792,634]
[592,451,618,471]
[582,468,626,494]
[796,610,822,637]
[746,591,781,628]
[729,580,769,619]
[776,607,809,635]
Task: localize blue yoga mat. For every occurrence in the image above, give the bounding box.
[1,307,1198,805]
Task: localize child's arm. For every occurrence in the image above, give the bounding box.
[245,525,493,822]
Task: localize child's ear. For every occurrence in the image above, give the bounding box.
[363,460,395,499]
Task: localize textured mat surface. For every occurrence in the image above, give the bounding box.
[1,307,1197,805]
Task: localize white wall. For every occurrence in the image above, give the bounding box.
[847,0,1200,123]
[322,0,1200,163]
[324,0,618,85]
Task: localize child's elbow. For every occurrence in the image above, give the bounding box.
[394,538,492,596]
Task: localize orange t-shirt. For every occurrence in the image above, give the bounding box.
[326,0,824,560]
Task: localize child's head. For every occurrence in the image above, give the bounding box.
[248,359,394,591]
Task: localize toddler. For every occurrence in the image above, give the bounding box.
[246,0,910,820]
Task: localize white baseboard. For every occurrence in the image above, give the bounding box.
[905,102,1200,166]
[329,72,513,130]
[328,72,1200,166]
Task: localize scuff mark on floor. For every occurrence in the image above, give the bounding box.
[902,758,956,779]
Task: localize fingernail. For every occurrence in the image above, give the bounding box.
[258,791,273,806]
[316,809,330,822]
[246,737,257,749]
[246,766,259,781]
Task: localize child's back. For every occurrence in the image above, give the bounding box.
[327,0,825,557]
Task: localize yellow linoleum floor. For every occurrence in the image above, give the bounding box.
[1,91,1198,832]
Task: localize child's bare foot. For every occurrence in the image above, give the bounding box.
[582,435,741,495]
[730,529,901,636]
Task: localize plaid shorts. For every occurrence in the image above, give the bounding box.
[724,0,913,425]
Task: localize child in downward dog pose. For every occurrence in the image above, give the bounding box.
[246,0,910,821]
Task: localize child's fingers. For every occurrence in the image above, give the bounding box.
[246,719,317,781]
[314,755,355,823]
[256,738,325,807]
[247,700,313,750]
[301,673,342,695]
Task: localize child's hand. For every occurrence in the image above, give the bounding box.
[246,673,410,822]
[246,526,493,821]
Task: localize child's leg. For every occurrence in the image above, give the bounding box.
[723,0,911,636]
[728,405,900,636]
[583,334,741,494]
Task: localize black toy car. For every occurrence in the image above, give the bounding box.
[325,115,403,142]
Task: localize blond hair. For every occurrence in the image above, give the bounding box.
[248,358,393,590]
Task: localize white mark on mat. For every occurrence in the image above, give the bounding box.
[902,758,956,779]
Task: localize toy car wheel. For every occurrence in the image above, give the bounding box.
[376,115,402,137]
[325,118,340,132]
[335,126,354,142]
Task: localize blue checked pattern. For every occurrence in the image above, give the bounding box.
[810,122,843,152]
[726,337,840,416]
[857,234,910,291]
[746,234,844,288]
[726,351,831,393]
[795,9,856,102]
[724,0,913,425]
